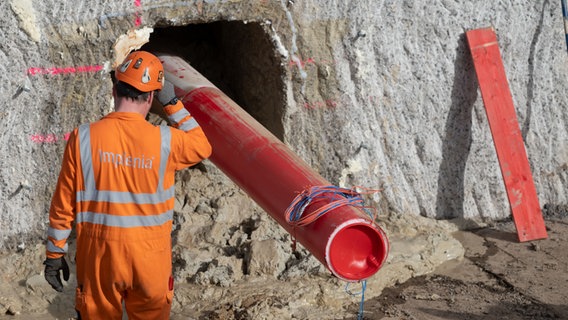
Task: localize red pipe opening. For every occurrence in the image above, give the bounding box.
[327,220,388,280]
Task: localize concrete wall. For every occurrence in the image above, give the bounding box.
[1,0,566,248]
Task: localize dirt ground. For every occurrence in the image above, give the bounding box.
[357,215,568,320]
[1,214,566,320]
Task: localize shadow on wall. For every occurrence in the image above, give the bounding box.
[435,33,478,219]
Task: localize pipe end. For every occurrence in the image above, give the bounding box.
[326,221,389,281]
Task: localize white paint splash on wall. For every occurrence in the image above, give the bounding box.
[280,0,307,94]
[266,20,289,60]
[339,157,364,187]
[10,0,41,42]
[112,27,154,68]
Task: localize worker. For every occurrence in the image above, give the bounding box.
[43,50,212,319]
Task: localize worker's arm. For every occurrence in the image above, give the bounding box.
[44,129,77,291]
[159,80,212,169]
[46,129,78,259]
[163,100,212,169]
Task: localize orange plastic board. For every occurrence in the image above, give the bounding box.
[466,27,547,242]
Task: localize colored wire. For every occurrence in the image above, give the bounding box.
[345,280,368,320]
[285,185,381,228]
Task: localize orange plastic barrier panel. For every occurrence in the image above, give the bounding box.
[466,27,547,242]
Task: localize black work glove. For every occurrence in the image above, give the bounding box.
[43,257,70,292]
[157,79,178,106]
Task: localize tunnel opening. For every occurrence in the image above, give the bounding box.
[142,21,286,140]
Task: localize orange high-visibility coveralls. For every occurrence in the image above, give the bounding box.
[46,102,211,319]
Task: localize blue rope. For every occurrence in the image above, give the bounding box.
[345,280,368,320]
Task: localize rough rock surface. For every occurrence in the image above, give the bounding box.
[0,0,566,318]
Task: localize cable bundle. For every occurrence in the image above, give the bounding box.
[285,185,380,227]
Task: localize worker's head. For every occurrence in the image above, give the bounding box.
[114,51,164,102]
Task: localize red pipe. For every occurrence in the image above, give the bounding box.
[158,54,389,281]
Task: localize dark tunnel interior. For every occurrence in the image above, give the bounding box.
[143,21,287,140]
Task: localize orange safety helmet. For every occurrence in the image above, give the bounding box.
[115,51,164,92]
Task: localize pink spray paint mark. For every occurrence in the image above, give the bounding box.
[289,57,316,68]
[27,65,103,76]
[134,0,142,26]
[304,99,337,110]
[30,134,58,143]
[30,132,72,144]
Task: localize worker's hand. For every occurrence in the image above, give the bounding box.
[43,257,70,292]
[157,79,178,106]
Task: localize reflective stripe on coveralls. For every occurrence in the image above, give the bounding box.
[178,118,199,132]
[76,123,173,227]
[46,228,71,253]
[168,108,199,132]
[168,108,191,125]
